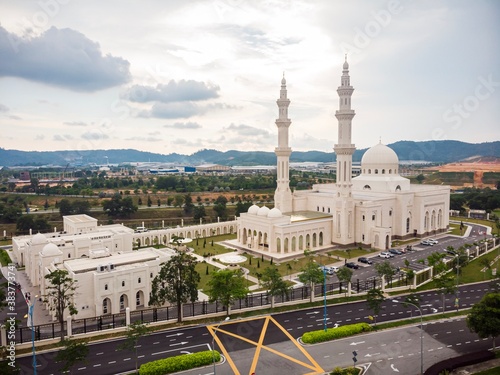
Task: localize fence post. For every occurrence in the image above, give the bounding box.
[125,307,131,326]
[67,316,72,337]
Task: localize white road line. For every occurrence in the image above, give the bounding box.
[108,361,116,364]
[93,364,101,367]
[153,342,160,344]
[96,352,103,356]
[124,358,131,361]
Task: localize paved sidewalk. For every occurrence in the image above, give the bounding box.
[1,265,52,326]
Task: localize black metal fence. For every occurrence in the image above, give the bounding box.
[16,277,386,343]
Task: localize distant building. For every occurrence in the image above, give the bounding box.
[236,60,450,256]
[19,171,30,181]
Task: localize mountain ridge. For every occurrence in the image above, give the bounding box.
[1,140,499,167]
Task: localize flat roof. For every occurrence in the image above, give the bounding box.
[289,211,332,222]
[64,214,98,223]
[64,248,167,273]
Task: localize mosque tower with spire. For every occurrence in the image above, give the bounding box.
[333,57,356,244]
[273,74,293,213]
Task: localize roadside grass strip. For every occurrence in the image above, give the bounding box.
[301,323,372,344]
[139,350,220,375]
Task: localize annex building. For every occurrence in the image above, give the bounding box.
[236,59,450,256]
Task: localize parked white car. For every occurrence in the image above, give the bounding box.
[428,239,439,245]
[379,251,391,258]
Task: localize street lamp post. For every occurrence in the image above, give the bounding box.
[323,267,327,332]
[393,299,423,375]
[25,295,38,375]
[212,317,229,374]
[455,254,460,311]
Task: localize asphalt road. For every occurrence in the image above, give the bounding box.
[15,280,495,375]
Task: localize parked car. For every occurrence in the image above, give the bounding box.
[428,239,439,245]
[389,248,403,255]
[345,262,359,269]
[379,251,392,258]
[357,257,373,264]
[420,239,433,246]
[320,266,339,275]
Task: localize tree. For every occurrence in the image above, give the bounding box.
[118,320,149,372]
[102,194,138,218]
[466,293,500,350]
[261,267,289,308]
[147,195,152,207]
[415,174,425,184]
[149,252,200,323]
[427,251,456,313]
[366,288,385,325]
[184,193,194,215]
[298,259,324,303]
[59,198,73,216]
[375,261,396,287]
[194,205,206,221]
[213,195,228,220]
[42,269,78,340]
[207,269,249,316]
[336,266,353,297]
[55,339,89,373]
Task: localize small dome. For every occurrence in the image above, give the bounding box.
[281,76,286,85]
[248,204,259,215]
[31,232,48,245]
[41,243,62,257]
[268,208,282,218]
[361,143,399,166]
[257,206,270,216]
[343,60,349,70]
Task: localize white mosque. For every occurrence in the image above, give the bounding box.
[236,59,450,256]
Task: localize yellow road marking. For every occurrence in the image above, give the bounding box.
[207,316,324,374]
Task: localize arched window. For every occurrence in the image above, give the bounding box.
[368,169,371,174]
[122,281,125,287]
[396,185,401,191]
[363,185,371,190]
[382,169,385,174]
[104,284,108,291]
[375,169,378,174]
[138,277,141,284]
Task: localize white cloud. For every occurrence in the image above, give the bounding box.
[122,80,219,103]
[81,131,110,141]
[0,26,131,91]
[164,121,202,129]
[63,121,88,127]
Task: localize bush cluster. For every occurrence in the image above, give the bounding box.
[301,323,372,344]
[139,350,220,375]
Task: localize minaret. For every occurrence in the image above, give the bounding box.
[274,74,293,213]
[333,57,356,244]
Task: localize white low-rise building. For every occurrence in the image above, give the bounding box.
[39,246,174,318]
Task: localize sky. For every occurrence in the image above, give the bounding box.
[0,0,499,159]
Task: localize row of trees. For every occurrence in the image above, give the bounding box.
[450,187,500,213]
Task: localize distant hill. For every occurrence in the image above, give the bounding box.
[0,140,499,167]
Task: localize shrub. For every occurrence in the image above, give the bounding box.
[301,323,372,344]
[139,350,220,375]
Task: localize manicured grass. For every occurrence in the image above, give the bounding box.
[474,367,500,375]
[328,248,376,259]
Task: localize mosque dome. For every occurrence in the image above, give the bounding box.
[41,243,62,257]
[257,206,270,216]
[268,207,282,218]
[248,204,259,215]
[361,142,399,166]
[343,60,349,70]
[31,232,48,245]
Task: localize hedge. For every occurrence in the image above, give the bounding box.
[301,322,372,344]
[139,350,220,375]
